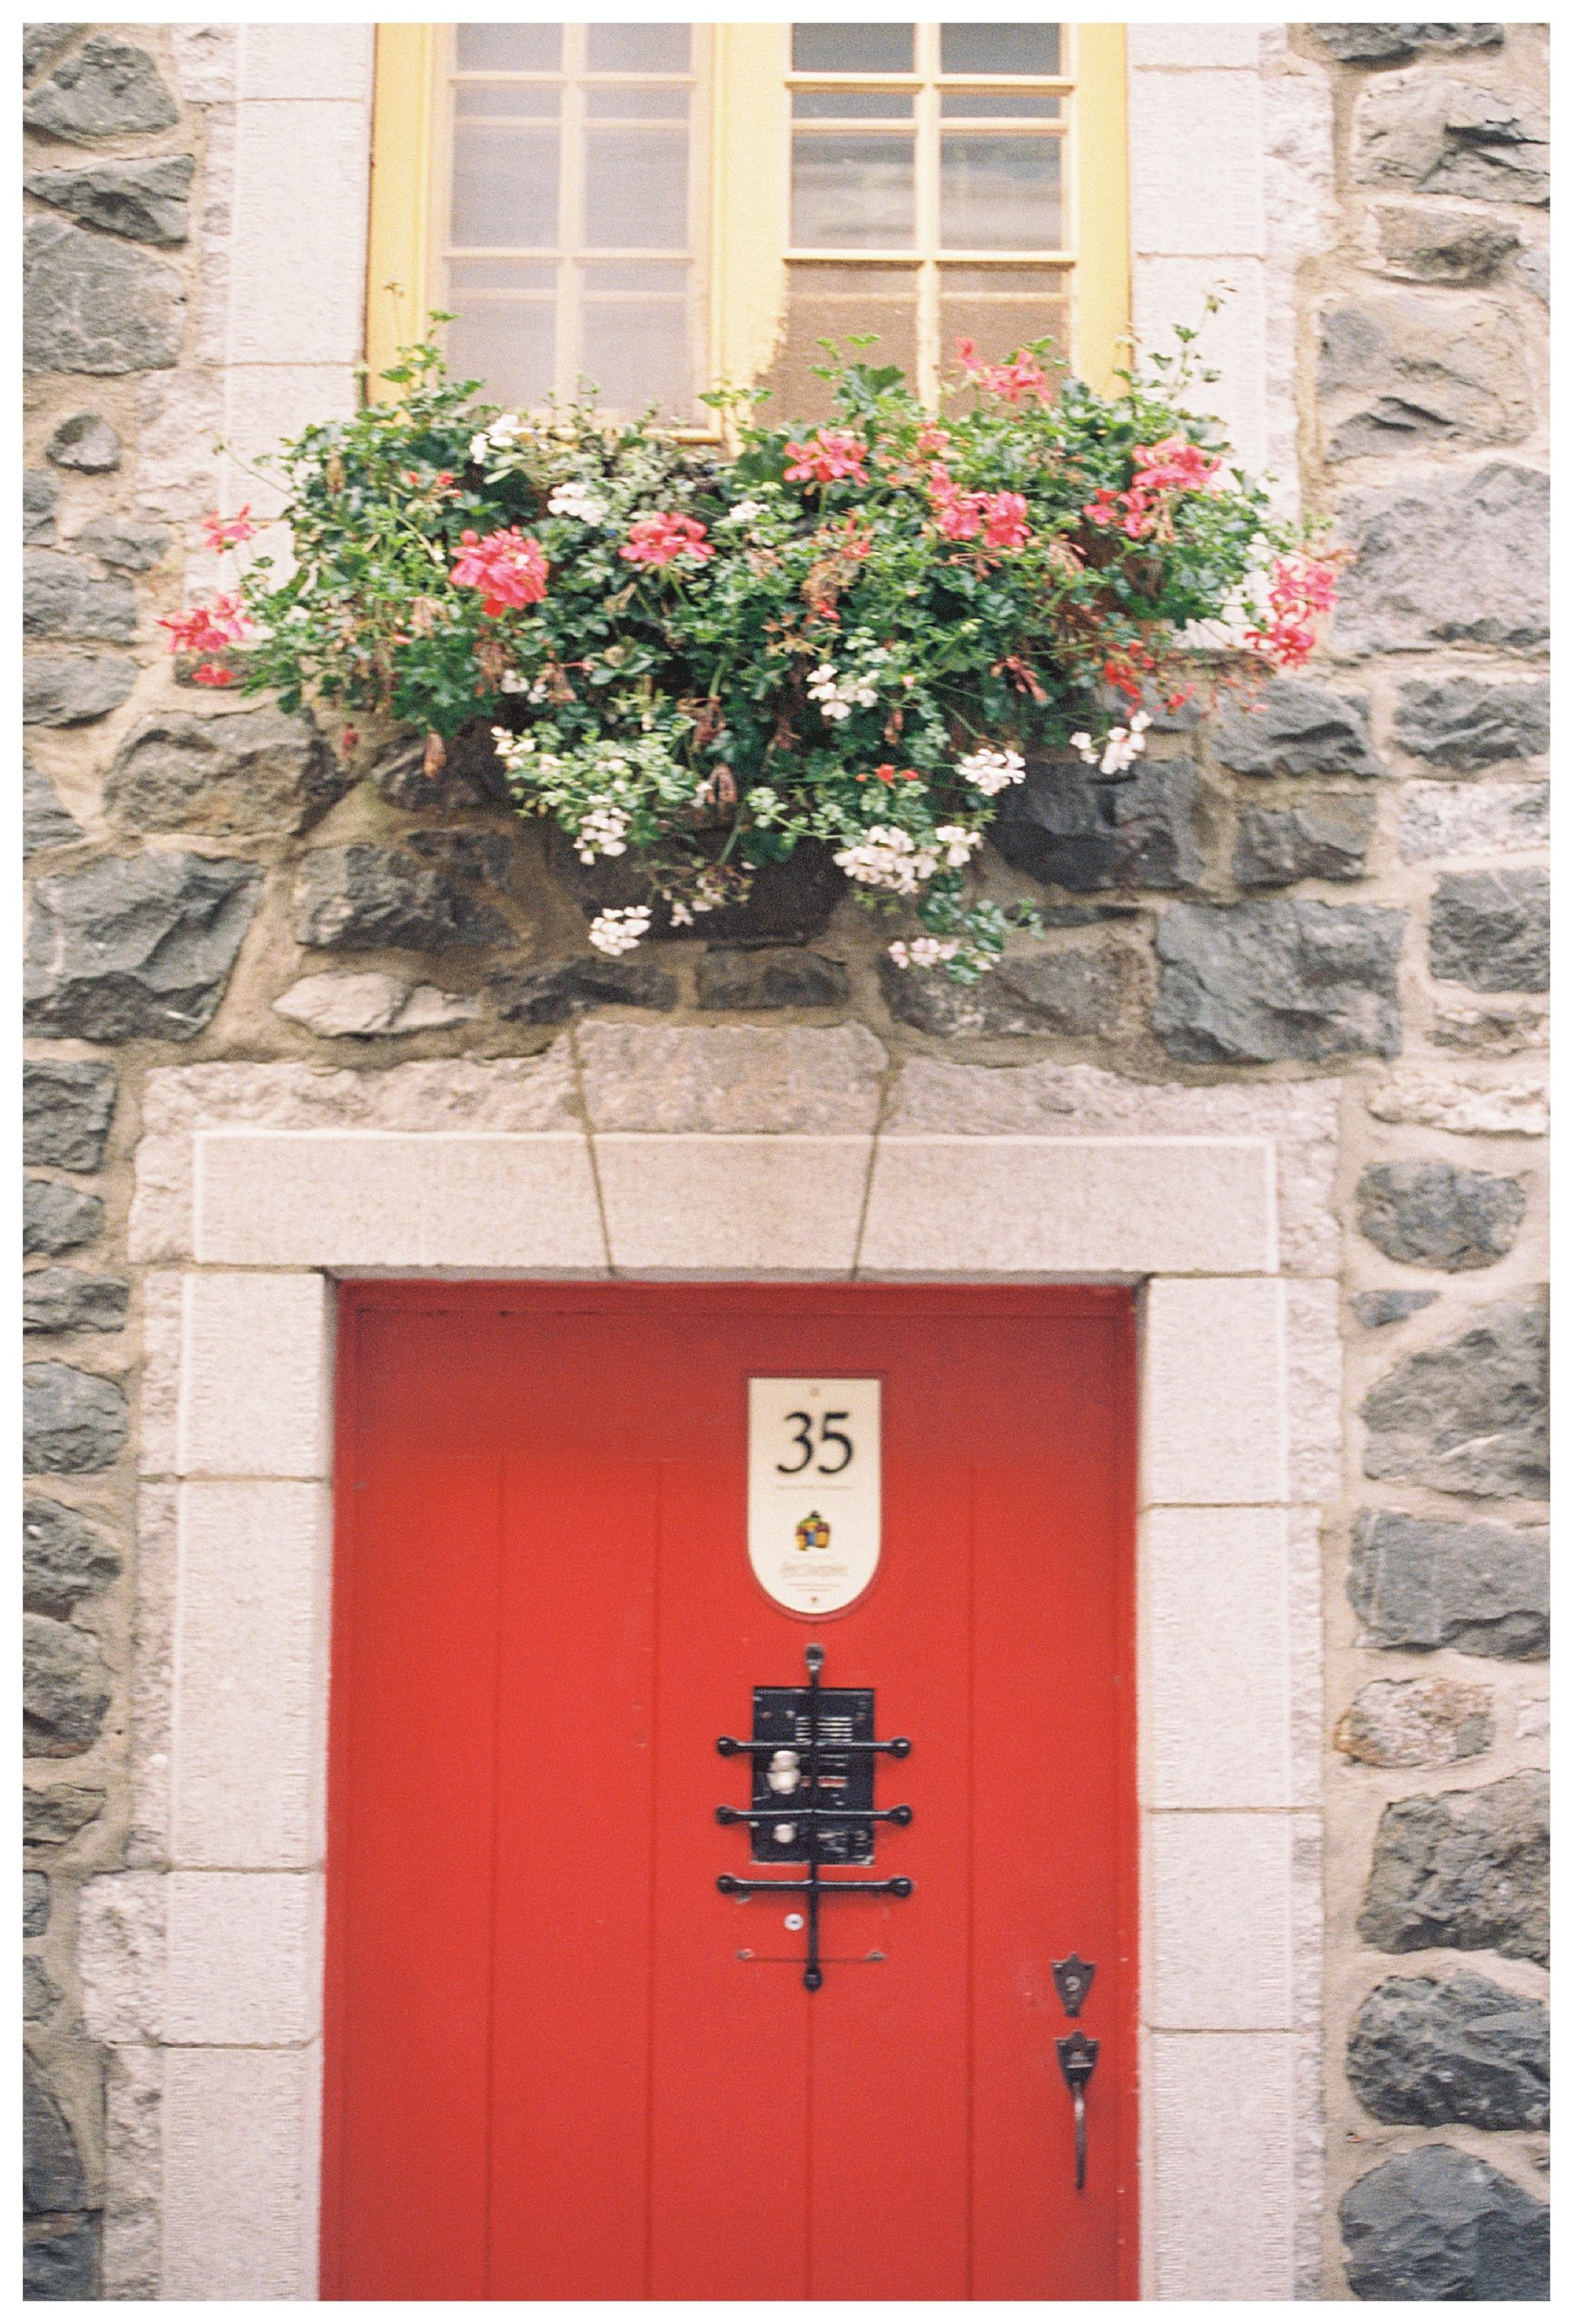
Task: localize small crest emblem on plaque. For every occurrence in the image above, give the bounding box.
[794,1511,831,1554]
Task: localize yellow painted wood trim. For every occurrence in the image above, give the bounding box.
[712,24,791,408]
[365,24,435,399]
[1071,23,1131,393]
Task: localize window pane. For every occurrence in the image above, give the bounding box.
[939,92,1061,118]
[793,89,914,120]
[792,133,915,248]
[939,23,1062,75]
[581,291,693,419]
[448,297,556,409]
[939,134,1062,249]
[586,23,691,74]
[451,123,559,247]
[582,123,690,248]
[453,83,559,120]
[585,84,689,120]
[792,23,915,73]
[455,25,562,72]
[450,259,555,294]
[939,267,1067,410]
[766,262,918,423]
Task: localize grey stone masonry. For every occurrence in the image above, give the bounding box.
[19,18,1550,2301]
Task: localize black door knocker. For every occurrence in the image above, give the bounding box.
[715,1643,913,1990]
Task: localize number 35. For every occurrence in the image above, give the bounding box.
[776,1410,854,1476]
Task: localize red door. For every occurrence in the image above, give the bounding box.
[323,1285,1137,2299]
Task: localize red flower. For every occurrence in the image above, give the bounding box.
[201,505,261,551]
[1082,435,1222,542]
[192,662,237,686]
[956,336,1050,404]
[1244,552,1342,669]
[783,429,870,487]
[159,593,251,655]
[450,527,549,614]
[979,490,1031,550]
[930,474,1031,551]
[618,512,713,568]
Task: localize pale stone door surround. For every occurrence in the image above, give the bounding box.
[88,1026,1341,2300]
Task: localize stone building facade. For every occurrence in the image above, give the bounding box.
[24,20,1548,2302]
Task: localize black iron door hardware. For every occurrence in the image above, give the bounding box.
[1052,1952,1096,2019]
[715,1642,912,1990]
[1056,2032,1100,2191]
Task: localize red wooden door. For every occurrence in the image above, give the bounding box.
[323,1285,1137,2299]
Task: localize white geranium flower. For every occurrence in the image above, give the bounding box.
[958,745,1026,795]
[587,905,652,957]
[547,479,609,524]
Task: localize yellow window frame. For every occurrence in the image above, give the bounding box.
[366,23,1129,410]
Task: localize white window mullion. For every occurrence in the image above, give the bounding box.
[914,21,940,405]
[558,23,585,405]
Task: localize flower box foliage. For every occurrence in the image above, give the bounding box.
[172,324,1338,978]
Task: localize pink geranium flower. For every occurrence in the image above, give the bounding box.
[1244,552,1342,669]
[450,527,549,614]
[619,512,713,568]
[783,429,870,487]
[201,505,261,551]
[159,593,251,655]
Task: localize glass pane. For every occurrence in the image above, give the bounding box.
[766,262,918,423]
[791,133,915,248]
[939,281,1067,413]
[451,123,560,248]
[792,23,915,73]
[940,92,1061,118]
[449,258,556,293]
[793,89,914,119]
[580,295,693,419]
[455,25,562,72]
[586,23,691,74]
[453,83,559,120]
[582,125,690,248]
[448,297,557,408]
[939,23,1062,75]
[586,84,689,119]
[939,134,1063,249]
[583,260,689,295]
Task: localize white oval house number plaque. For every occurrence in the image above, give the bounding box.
[748,1377,881,1615]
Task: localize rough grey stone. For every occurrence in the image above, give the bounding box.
[1211,679,1382,776]
[25,1613,111,1757]
[1318,292,1529,458]
[25,1364,129,1475]
[23,34,179,140]
[370,724,511,811]
[46,411,121,473]
[1356,1160,1525,1270]
[23,2061,86,2215]
[1369,201,1521,284]
[1399,780,1548,863]
[26,851,262,1041]
[1430,869,1548,993]
[25,1498,122,1618]
[1314,24,1505,63]
[1154,900,1403,1064]
[1519,244,1548,305]
[1359,1770,1548,1963]
[24,759,84,854]
[1354,74,1549,206]
[25,153,194,246]
[273,970,483,1039]
[25,218,185,375]
[405,825,518,891]
[992,753,1210,891]
[24,2216,100,2300]
[555,831,847,943]
[104,706,346,840]
[294,844,512,953]
[1362,1300,1548,1500]
[1233,797,1374,886]
[1333,463,1548,655]
[24,1956,62,2023]
[24,1786,104,1846]
[25,468,58,544]
[489,958,679,1025]
[74,515,172,573]
[880,945,1121,1039]
[24,25,79,84]
[24,649,137,725]
[1342,2143,1548,2300]
[1352,1289,1437,1329]
[25,1876,51,1938]
[24,1063,115,1170]
[24,548,137,643]
[1333,1676,1493,1767]
[24,1268,131,1335]
[1348,1508,1548,1658]
[697,947,850,1011]
[1432,1002,1548,1058]
[1348,1973,1548,2130]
